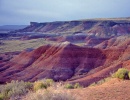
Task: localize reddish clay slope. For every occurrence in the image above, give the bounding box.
[0,42,105,83]
[69,37,130,86]
[0,40,130,86]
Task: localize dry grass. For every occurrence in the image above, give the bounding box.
[1,78,130,100]
[0,80,32,100]
[89,77,111,87]
[23,83,78,100]
[33,79,54,91]
[0,80,79,100]
[0,38,85,53]
[0,39,56,53]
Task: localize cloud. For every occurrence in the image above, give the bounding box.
[0,0,130,25]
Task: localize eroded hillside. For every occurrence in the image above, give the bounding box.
[14,18,130,37]
[0,39,130,86]
[1,18,130,86]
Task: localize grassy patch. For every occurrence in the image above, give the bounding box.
[89,77,111,87]
[0,80,32,99]
[0,39,56,53]
[113,68,129,79]
[33,79,54,91]
[64,83,82,89]
[24,86,77,100]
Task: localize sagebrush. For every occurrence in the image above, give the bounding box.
[0,80,32,100]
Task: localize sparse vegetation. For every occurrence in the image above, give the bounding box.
[25,81,78,100]
[89,68,130,87]
[24,89,76,100]
[33,79,54,91]
[0,39,56,53]
[0,80,32,100]
[74,83,82,88]
[0,79,80,100]
[64,83,82,89]
[0,70,130,100]
[64,83,74,89]
[89,77,111,87]
[24,79,78,100]
[45,79,54,87]
[33,81,47,91]
[0,94,4,100]
[128,72,130,79]
[113,68,130,79]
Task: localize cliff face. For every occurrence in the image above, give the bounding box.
[16,19,130,37]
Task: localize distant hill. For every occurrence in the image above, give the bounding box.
[14,17,130,37]
[0,25,27,31]
[1,17,130,86]
[1,38,130,85]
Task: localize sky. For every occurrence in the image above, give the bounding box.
[0,0,130,25]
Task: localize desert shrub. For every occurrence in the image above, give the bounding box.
[24,88,77,100]
[33,82,47,91]
[128,72,130,79]
[45,79,54,87]
[33,79,54,91]
[64,83,82,89]
[114,68,129,79]
[64,83,74,89]
[89,77,111,87]
[0,80,32,99]
[0,94,4,100]
[74,83,82,89]
[89,82,97,87]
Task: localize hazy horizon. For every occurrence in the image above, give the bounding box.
[0,0,130,25]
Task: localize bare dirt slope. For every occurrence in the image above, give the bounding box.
[71,78,130,100]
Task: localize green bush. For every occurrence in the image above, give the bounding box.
[74,83,82,88]
[0,94,4,100]
[0,80,32,99]
[89,77,111,87]
[45,79,54,87]
[64,83,74,89]
[25,87,77,100]
[114,68,129,79]
[33,82,47,91]
[64,83,82,89]
[33,79,54,91]
[128,72,130,79]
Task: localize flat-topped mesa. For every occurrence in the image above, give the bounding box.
[14,18,130,37]
[30,22,39,26]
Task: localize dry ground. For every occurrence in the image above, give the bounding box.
[71,78,130,100]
